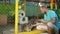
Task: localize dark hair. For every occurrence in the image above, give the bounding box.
[41,6,47,9]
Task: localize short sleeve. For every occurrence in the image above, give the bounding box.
[50,11,56,19]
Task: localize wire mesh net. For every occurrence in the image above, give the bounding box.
[0,0,15,34]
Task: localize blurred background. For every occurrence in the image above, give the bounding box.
[0,0,60,34]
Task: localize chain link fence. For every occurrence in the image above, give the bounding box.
[0,0,60,34]
[0,0,15,34]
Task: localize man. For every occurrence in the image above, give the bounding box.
[39,3,60,34]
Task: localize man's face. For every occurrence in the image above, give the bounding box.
[40,7,45,14]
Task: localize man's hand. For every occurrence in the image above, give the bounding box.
[51,18,55,24]
[40,19,45,23]
[39,19,47,25]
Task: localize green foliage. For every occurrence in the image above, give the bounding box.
[0,4,15,16]
[55,9,60,19]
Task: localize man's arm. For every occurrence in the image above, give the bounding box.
[50,18,55,24]
[40,17,55,24]
[39,19,48,25]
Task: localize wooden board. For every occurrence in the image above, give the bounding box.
[0,14,7,25]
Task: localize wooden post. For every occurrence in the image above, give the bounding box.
[24,0,26,13]
[50,0,54,9]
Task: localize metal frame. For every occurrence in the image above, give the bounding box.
[15,0,18,34]
[15,0,26,34]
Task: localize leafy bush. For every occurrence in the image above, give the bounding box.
[0,4,15,16]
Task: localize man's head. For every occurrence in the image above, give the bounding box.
[39,3,48,14]
[40,6,47,13]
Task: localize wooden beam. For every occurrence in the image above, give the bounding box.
[24,0,26,13]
